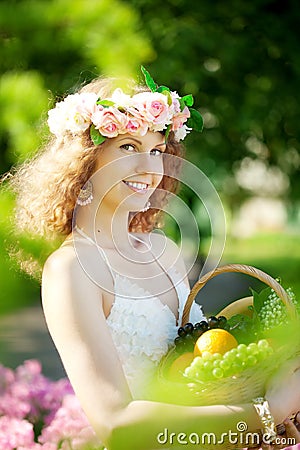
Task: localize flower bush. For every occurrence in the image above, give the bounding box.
[0,360,102,450]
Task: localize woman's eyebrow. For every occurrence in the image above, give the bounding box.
[155,142,167,149]
[118,137,142,145]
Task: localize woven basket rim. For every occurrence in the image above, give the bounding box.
[182,263,297,326]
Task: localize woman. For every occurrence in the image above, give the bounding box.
[12,68,300,449]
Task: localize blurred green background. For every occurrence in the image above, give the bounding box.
[0,0,299,320]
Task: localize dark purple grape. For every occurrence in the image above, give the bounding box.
[208,316,219,328]
[177,327,186,337]
[217,316,227,328]
[183,323,194,334]
[192,328,203,340]
[194,322,202,330]
[199,320,209,332]
[183,334,195,350]
[174,336,185,348]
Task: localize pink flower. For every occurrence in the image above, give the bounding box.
[18,444,56,450]
[39,395,99,449]
[0,392,31,418]
[0,360,101,449]
[132,92,171,131]
[15,359,42,381]
[126,108,149,136]
[0,364,14,394]
[91,107,128,138]
[171,106,190,131]
[0,416,34,449]
[170,91,181,114]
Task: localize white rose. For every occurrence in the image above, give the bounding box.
[173,124,192,141]
[110,88,133,108]
[48,93,93,137]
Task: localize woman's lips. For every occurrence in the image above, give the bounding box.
[122,180,150,193]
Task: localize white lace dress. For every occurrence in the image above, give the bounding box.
[73,228,205,399]
[106,267,205,399]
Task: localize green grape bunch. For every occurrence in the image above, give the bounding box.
[184,339,273,382]
[225,285,298,342]
[258,287,297,331]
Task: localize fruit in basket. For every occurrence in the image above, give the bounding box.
[257,288,296,331]
[169,352,194,381]
[224,286,299,343]
[173,316,228,351]
[184,339,274,382]
[194,329,238,357]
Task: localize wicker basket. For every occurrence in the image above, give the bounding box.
[158,264,298,407]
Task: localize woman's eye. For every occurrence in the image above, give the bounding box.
[120,144,136,152]
[150,149,163,156]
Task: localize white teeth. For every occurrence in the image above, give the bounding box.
[124,181,148,190]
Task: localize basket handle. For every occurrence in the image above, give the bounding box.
[182,263,297,326]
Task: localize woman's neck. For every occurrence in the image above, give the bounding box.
[74,202,138,250]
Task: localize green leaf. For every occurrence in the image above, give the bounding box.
[225,314,256,344]
[159,89,172,106]
[187,108,204,132]
[251,287,271,314]
[141,66,157,92]
[164,124,171,141]
[90,125,106,146]
[157,85,170,93]
[181,94,194,107]
[179,98,186,111]
[96,99,115,107]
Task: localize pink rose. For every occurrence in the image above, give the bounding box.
[126,108,149,136]
[171,106,190,131]
[91,107,127,138]
[170,91,181,114]
[132,92,171,130]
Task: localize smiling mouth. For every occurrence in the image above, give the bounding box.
[122,180,150,193]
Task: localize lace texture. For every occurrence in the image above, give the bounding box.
[68,227,206,399]
[106,267,205,398]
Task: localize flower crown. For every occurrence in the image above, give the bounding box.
[47,67,203,144]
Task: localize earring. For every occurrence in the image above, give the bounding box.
[141,201,151,212]
[77,180,93,206]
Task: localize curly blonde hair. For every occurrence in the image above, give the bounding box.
[10,77,185,239]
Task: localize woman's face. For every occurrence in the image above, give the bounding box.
[91,131,166,213]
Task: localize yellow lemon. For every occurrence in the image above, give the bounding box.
[194,329,238,357]
[169,352,194,381]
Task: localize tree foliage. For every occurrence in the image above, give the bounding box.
[126,0,300,204]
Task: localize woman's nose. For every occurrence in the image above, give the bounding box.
[134,153,163,176]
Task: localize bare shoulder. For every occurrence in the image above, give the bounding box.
[42,243,107,312]
[42,245,89,291]
[43,240,110,286]
[43,245,79,275]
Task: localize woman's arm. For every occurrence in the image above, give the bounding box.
[42,247,300,450]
